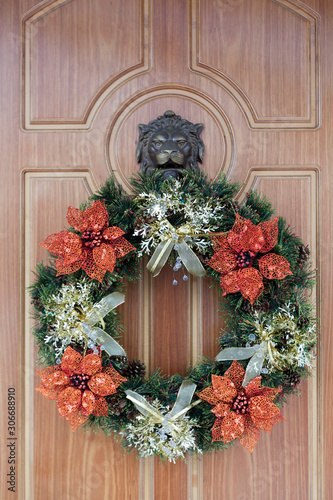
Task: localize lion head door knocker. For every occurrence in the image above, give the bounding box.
[136,110,204,179]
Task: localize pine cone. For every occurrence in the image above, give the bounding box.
[248,300,271,314]
[106,394,127,416]
[120,359,146,380]
[133,215,155,232]
[283,369,301,388]
[111,356,128,372]
[31,296,43,310]
[298,244,310,264]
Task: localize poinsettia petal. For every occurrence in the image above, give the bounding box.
[102,226,125,242]
[238,414,261,453]
[258,217,279,253]
[223,361,246,392]
[66,206,87,232]
[243,225,265,253]
[249,395,282,422]
[112,236,136,258]
[80,353,102,376]
[40,232,64,255]
[231,213,255,235]
[88,373,118,396]
[83,200,109,232]
[212,402,231,418]
[259,254,293,280]
[57,387,82,416]
[208,250,237,274]
[36,384,67,401]
[81,251,107,283]
[212,374,238,403]
[213,412,246,443]
[211,418,224,442]
[196,386,221,406]
[56,255,84,276]
[227,229,245,254]
[238,267,264,304]
[65,410,89,432]
[244,376,262,399]
[41,230,81,257]
[228,213,268,253]
[81,390,96,415]
[103,366,127,387]
[220,270,240,295]
[61,346,83,375]
[57,231,83,258]
[211,234,233,253]
[256,386,281,402]
[92,396,109,417]
[93,243,117,272]
[250,411,285,433]
[36,366,70,389]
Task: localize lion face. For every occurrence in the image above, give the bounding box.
[147,127,193,179]
[136,111,204,179]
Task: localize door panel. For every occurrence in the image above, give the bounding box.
[1,0,330,498]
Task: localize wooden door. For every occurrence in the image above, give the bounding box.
[1,0,331,498]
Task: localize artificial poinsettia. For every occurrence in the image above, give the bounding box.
[197,360,285,453]
[40,200,135,283]
[36,346,127,431]
[208,213,292,304]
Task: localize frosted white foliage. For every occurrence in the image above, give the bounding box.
[134,181,225,256]
[124,400,202,462]
[43,280,97,358]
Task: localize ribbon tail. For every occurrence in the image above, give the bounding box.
[177,241,206,278]
[215,346,259,361]
[146,240,174,277]
[125,390,163,422]
[82,323,127,357]
[242,343,268,388]
[85,292,125,325]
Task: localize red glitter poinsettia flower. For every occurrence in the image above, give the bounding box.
[197,361,285,453]
[208,213,292,304]
[36,346,127,431]
[40,200,135,283]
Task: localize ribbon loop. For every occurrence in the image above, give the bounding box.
[215,343,268,388]
[85,292,125,325]
[125,390,163,422]
[126,380,200,425]
[241,343,268,387]
[83,324,127,357]
[170,379,197,418]
[77,292,126,357]
[215,346,259,362]
[146,221,206,278]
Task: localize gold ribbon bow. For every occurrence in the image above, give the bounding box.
[146,221,206,278]
[81,292,127,357]
[216,319,284,387]
[125,380,201,428]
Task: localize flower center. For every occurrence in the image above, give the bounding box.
[70,373,90,391]
[232,391,249,415]
[81,230,107,249]
[236,250,256,269]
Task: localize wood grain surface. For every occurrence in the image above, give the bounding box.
[1,0,331,498]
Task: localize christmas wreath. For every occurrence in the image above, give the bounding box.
[30,169,316,462]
